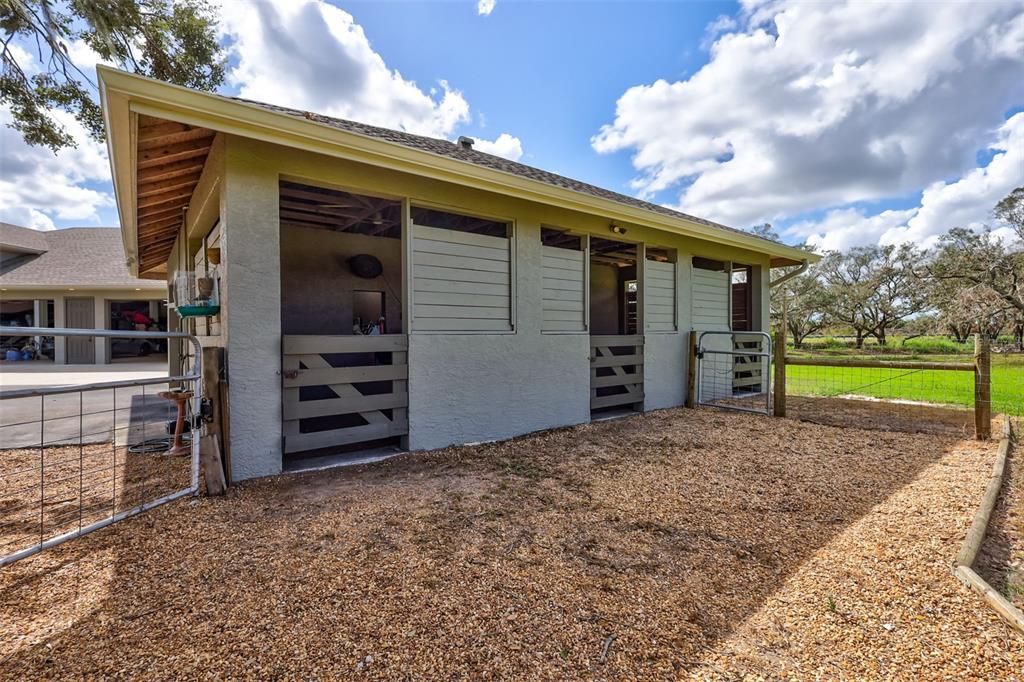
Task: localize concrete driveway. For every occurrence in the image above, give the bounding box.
[1,362,179,449]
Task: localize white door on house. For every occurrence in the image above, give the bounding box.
[65,297,95,364]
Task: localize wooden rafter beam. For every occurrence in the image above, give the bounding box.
[137,176,202,200]
[137,159,207,184]
[138,191,192,211]
[279,199,365,219]
[138,203,185,222]
[137,145,211,170]
[138,127,216,151]
[278,185,363,206]
[279,209,346,227]
[138,215,184,236]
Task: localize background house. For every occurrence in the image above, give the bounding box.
[0,223,167,364]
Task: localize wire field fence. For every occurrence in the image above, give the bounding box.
[777,335,1020,438]
[0,328,202,566]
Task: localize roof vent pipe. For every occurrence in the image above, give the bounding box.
[457,136,474,150]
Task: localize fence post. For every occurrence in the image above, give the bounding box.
[974,334,991,440]
[685,331,698,408]
[773,326,786,417]
[201,347,227,494]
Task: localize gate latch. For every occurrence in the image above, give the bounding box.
[200,397,214,423]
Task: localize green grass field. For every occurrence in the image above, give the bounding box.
[787,337,1024,416]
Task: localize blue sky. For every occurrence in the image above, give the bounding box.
[2,0,1022,252]
[339,1,731,195]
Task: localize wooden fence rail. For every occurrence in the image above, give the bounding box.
[282,334,409,454]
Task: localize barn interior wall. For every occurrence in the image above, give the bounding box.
[280,227,402,335]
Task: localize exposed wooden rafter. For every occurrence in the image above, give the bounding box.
[134,114,216,275]
[278,181,402,238]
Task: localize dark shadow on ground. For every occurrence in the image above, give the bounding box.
[0,408,968,678]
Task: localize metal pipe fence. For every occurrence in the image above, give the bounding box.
[695,331,773,415]
[0,327,202,566]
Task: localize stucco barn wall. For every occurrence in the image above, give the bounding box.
[407,216,591,450]
[220,136,283,481]
[214,136,773,475]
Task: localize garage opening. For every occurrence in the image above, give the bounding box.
[0,299,54,361]
[279,181,407,468]
[108,300,168,362]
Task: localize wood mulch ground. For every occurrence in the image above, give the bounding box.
[1,408,1021,679]
[0,444,190,558]
[977,418,1024,614]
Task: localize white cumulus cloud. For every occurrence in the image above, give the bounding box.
[220,0,517,152]
[472,133,523,161]
[477,0,496,17]
[0,108,113,231]
[592,0,1024,232]
[788,113,1024,252]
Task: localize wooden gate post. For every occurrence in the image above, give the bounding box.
[685,331,698,408]
[201,346,227,494]
[773,326,787,417]
[974,334,991,440]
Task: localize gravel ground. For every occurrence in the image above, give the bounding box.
[978,419,1024,613]
[1,408,1020,679]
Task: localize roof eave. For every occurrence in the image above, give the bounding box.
[0,283,167,291]
[99,68,140,277]
[97,66,817,266]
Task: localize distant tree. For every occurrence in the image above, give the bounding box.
[750,223,781,242]
[921,189,1024,319]
[861,244,928,346]
[934,286,1011,342]
[765,236,826,347]
[771,265,830,348]
[817,246,921,348]
[995,186,1024,243]
[1,0,225,151]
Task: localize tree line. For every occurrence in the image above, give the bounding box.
[772,188,1024,350]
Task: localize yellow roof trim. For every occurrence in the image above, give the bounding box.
[98,66,816,274]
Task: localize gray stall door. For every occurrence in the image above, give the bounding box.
[65,297,95,364]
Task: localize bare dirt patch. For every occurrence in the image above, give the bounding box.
[1,409,1019,679]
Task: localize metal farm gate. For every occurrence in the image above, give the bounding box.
[696,331,773,415]
[0,327,202,566]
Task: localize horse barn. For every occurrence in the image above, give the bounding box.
[99,66,811,482]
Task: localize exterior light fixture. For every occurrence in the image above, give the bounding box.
[610,224,627,235]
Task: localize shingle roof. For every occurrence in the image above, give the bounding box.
[0,222,49,253]
[0,227,165,289]
[233,98,783,250]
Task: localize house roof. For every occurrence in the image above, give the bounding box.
[0,222,50,254]
[0,226,166,290]
[98,66,816,275]
[235,99,775,249]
